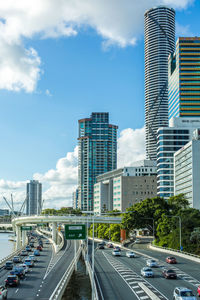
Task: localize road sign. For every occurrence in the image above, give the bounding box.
[21,226,32,231]
[65,224,86,240]
[37,223,45,227]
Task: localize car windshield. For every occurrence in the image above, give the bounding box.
[167,270,175,273]
[169,257,175,259]
[144,268,152,271]
[180,291,194,296]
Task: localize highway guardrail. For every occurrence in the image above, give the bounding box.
[49,244,82,300]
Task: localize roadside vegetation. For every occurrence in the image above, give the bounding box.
[89,195,200,255]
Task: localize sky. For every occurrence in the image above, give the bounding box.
[0,0,199,210]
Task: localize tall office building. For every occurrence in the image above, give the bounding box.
[78,112,117,211]
[145,6,175,160]
[157,118,200,198]
[26,180,42,215]
[168,37,200,119]
[174,129,200,209]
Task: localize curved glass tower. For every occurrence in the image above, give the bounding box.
[144,6,175,160]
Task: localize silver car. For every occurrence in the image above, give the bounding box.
[173,287,196,300]
[141,267,154,278]
[146,259,158,267]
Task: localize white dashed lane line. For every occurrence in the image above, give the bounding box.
[103,252,168,300]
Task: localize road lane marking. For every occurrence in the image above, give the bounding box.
[15,288,19,293]
[138,282,161,300]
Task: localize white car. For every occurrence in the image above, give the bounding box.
[135,239,141,244]
[141,267,154,278]
[29,255,37,262]
[146,259,158,267]
[19,263,29,273]
[112,249,121,256]
[173,287,196,300]
[0,286,8,299]
[126,251,135,258]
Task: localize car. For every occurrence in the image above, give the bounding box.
[173,287,197,299]
[162,269,177,279]
[126,251,135,258]
[29,255,37,262]
[18,264,29,274]
[45,240,50,244]
[5,275,20,287]
[98,243,105,249]
[112,249,121,256]
[25,245,31,252]
[141,267,154,278]
[36,245,42,251]
[146,259,158,267]
[4,261,13,270]
[10,266,25,279]
[33,250,40,256]
[0,285,8,299]
[107,243,114,248]
[20,250,28,256]
[166,256,177,264]
[29,242,34,248]
[197,285,200,297]
[24,258,34,267]
[135,239,141,244]
[13,256,21,263]
[114,246,121,251]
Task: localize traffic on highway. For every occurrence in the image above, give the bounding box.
[94,240,200,300]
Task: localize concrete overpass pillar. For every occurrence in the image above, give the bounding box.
[16,225,22,250]
[22,230,26,246]
[52,222,57,244]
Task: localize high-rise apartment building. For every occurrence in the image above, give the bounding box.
[78,112,117,211]
[144,6,175,160]
[26,180,42,215]
[169,37,200,119]
[72,188,78,209]
[157,118,200,198]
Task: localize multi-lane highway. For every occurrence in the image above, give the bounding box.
[93,241,200,300]
[0,234,75,300]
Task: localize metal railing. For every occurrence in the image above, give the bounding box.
[151,244,200,259]
[0,245,25,269]
[49,245,82,300]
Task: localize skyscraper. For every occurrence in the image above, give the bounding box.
[78,112,117,211]
[26,180,42,215]
[145,6,175,160]
[169,37,200,119]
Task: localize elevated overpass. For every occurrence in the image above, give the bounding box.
[12,214,122,249]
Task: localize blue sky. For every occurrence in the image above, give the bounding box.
[0,0,199,209]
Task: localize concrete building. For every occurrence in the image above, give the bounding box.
[157,117,200,198]
[26,180,42,215]
[94,161,157,214]
[72,188,79,209]
[144,6,175,160]
[78,112,117,211]
[168,37,200,119]
[174,129,200,209]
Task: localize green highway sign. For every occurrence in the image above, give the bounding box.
[21,226,32,231]
[37,223,45,227]
[65,224,86,240]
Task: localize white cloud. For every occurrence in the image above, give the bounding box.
[117,127,146,167]
[0,0,194,92]
[45,89,52,96]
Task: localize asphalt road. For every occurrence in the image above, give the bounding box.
[93,241,200,300]
[0,235,75,300]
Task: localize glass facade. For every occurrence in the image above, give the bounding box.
[157,128,190,198]
[169,37,200,119]
[26,180,42,215]
[78,113,117,211]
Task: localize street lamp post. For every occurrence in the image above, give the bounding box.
[164,215,182,251]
